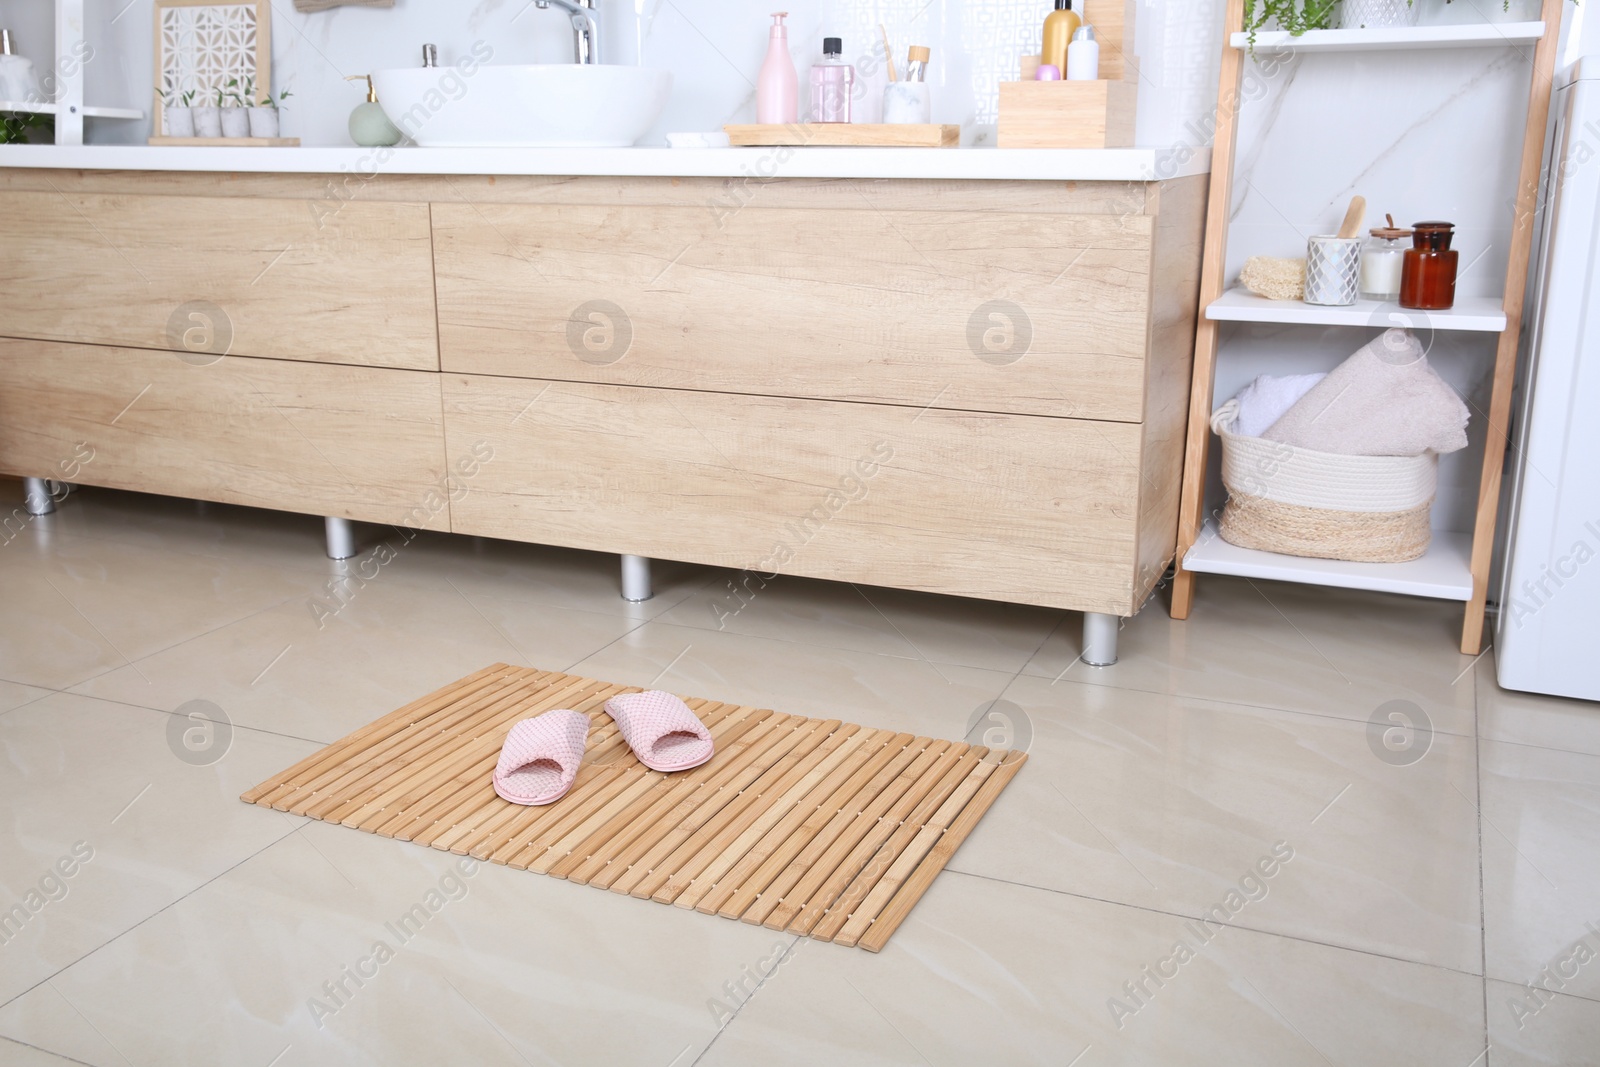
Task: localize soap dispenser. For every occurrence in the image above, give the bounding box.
[345,74,401,147]
[757,12,798,124]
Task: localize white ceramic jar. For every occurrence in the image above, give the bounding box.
[1341,0,1422,28]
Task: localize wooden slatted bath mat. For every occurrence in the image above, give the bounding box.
[241,664,1026,952]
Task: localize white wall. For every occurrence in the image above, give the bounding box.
[0,0,1225,148]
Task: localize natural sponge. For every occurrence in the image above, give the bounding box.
[1240,256,1307,301]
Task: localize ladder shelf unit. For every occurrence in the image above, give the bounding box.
[1169,0,1566,655]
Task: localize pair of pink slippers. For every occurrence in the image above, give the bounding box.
[492,690,715,806]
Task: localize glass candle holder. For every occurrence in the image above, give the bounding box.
[1361,218,1412,300]
[1305,235,1363,306]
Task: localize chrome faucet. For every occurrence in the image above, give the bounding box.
[534,0,601,65]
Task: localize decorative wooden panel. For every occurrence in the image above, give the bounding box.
[0,191,438,369]
[0,339,450,527]
[433,202,1154,422]
[442,375,1145,615]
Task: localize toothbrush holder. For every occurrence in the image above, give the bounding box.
[1304,235,1363,306]
[882,82,931,125]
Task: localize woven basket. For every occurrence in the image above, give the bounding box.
[1212,399,1436,563]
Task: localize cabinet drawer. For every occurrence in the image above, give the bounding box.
[433,202,1154,422]
[0,339,450,528]
[442,375,1143,615]
[0,191,438,370]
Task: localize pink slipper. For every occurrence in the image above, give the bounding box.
[492,708,591,805]
[603,690,715,772]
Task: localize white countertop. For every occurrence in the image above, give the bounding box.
[0,144,1209,182]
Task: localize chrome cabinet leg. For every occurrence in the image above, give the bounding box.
[325,516,357,560]
[621,554,653,602]
[22,477,56,516]
[1082,612,1120,667]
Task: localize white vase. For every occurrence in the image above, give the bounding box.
[164,106,195,137]
[247,106,279,138]
[1341,0,1422,28]
[193,106,222,137]
[220,107,250,137]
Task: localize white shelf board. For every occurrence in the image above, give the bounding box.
[1184,521,1474,601]
[1229,21,1544,52]
[1207,288,1507,332]
[0,101,143,119]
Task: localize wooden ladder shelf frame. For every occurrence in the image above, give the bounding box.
[1168,0,1567,655]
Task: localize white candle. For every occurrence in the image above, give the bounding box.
[1361,245,1406,299]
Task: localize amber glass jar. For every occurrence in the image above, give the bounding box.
[1399,221,1458,310]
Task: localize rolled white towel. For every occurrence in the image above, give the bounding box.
[1231,372,1327,438]
[1262,329,1469,456]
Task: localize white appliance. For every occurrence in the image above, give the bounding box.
[1495,36,1600,702]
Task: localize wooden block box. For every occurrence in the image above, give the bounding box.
[998,79,1138,149]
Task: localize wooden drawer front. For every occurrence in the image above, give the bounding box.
[0,191,438,370]
[0,339,450,528]
[443,375,1142,615]
[433,202,1154,422]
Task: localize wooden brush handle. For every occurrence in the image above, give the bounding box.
[1337,195,1366,240]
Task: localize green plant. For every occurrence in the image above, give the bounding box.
[222,77,247,107]
[258,88,291,111]
[180,88,197,107]
[1244,0,1340,45]
[0,110,54,145]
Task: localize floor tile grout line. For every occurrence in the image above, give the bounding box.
[0,1034,98,1067]
[6,519,348,575]
[0,689,61,723]
[562,616,657,676]
[1472,733,1600,760]
[606,609,1061,680]
[46,687,349,751]
[1014,667,1487,743]
[690,935,806,1067]
[1480,979,1600,1010]
[938,867,1493,983]
[47,587,314,698]
[0,825,302,1015]
[1474,664,1491,1056]
[14,520,717,701]
[988,612,1073,726]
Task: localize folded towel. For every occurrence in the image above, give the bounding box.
[1232,372,1327,438]
[1262,329,1469,456]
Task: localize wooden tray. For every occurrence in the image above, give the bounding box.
[148,136,300,146]
[242,664,1026,952]
[724,123,959,148]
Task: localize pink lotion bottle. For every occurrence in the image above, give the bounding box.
[757,12,798,124]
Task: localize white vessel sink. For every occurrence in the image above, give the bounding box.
[371,65,672,148]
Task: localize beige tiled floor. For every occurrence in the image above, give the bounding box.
[2,485,1598,1066]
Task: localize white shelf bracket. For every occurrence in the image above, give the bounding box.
[53,0,85,145]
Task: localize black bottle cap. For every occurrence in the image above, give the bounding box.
[1055,0,1073,9]
[823,36,842,54]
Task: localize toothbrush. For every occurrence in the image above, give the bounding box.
[880,23,897,82]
